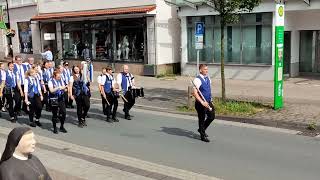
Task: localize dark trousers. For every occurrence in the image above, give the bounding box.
[42,85,50,110]
[75,95,90,122]
[21,85,28,113]
[105,93,118,118]
[28,95,42,122]
[0,95,3,110]
[195,101,215,134]
[51,99,66,130]
[101,94,107,115]
[123,91,135,116]
[4,92,14,118]
[13,87,22,114]
[64,93,73,107]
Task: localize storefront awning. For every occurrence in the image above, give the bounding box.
[31,5,156,21]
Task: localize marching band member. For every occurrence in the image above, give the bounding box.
[100,66,119,123]
[116,65,135,120]
[97,68,107,115]
[192,64,215,143]
[63,61,73,108]
[13,56,25,116]
[42,61,54,111]
[4,62,20,123]
[48,70,67,134]
[24,68,43,127]
[69,65,91,128]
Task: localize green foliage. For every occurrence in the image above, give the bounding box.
[307,122,317,131]
[177,98,271,117]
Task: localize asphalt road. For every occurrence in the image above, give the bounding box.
[0,103,319,180]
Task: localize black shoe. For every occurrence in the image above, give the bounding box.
[106,117,113,123]
[83,120,87,126]
[70,105,74,108]
[10,117,16,123]
[125,115,131,120]
[198,129,208,137]
[29,122,36,127]
[60,127,67,133]
[78,122,84,128]
[200,135,210,143]
[35,120,42,127]
[53,128,58,134]
[112,117,119,122]
[17,112,21,116]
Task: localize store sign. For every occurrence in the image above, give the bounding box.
[44,33,55,40]
[195,22,204,50]
[274,3,285,110]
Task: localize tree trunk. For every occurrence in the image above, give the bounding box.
[220,19,226,102]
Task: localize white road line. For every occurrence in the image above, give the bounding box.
[0,126,222,180]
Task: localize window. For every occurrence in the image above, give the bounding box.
[187,13,272,65]
[62,18,146,62]
[17,21,32,54]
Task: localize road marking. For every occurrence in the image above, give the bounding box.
[0,126,222,180]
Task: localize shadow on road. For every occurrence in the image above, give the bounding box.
[159,127,200,140]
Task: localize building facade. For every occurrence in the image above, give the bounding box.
[1,0,180,75]
[176,0,320,80]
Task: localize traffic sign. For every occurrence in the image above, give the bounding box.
[195,22,204,35]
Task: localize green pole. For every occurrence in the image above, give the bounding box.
[274,2,285,110]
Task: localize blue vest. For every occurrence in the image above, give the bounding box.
[27,77,40,98]
[72,75,90,97]
[121,73,132,94]
[50,78,64,98]
[104,75,113,94]
[5,71,16,88]
[197,75,212,102]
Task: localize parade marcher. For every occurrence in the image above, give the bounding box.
[22,56,34,72]
[117,65,135,120]
[4,62,20,123]
[13,55,25,116]
[63,61,73,108]
[100,66,119,123]
[24,68,43,128]
[42,61,54,111]
[0,127,52,180]
[0,63,6,116]
[97,67,107,115]
[69,65,91,128]
[48,70,67,134]
[192,64,215,143]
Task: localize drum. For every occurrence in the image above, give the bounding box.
[131,87,144,98]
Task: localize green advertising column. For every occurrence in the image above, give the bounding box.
[274,3,285,110]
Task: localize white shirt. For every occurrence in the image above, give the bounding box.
[193,74,211,89]
[100,74,116,87]
[24,77,41,94]
[1,69,6,81]
[116,73,135,91]
[14,63,25,85]
[41,50,53,61]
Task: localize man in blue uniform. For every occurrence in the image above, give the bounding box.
[193,64,215,142]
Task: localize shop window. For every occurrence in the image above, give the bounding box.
[62,18,146,62]
[187,13,272,65]
[17,21,32,54]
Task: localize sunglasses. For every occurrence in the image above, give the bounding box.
[64,64,69,66]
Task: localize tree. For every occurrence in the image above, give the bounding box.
[209,0,261,101]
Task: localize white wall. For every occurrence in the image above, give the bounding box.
[38,0,156,14]
[155,0,180,65]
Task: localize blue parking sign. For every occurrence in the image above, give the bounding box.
[195,22,204,35]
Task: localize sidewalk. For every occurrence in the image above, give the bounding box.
[92,71,320,130]
[0,126,220,180]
